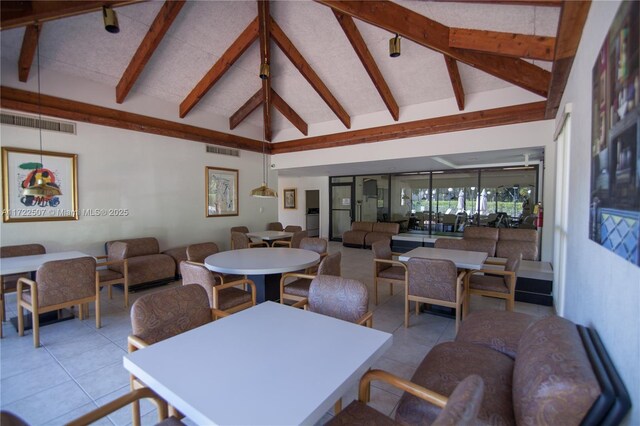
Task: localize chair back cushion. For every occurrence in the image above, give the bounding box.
[36,257,97,307]
[290,231,308,248]
[130,285,211,345]
[498,228,537,242]
[463,238,496,257]
[463,227,499,241]
[230,226,249,234]
[267,222,284,231]
[497,240,538,261]
[371,239,392,273]
[513,316,600,425]
[351,222,374,232]
[284,225,302,232]
[299,237,327,254]
[107,241,129,263]
[433,238,465,251]
[1,244,46,258]
[180,261,218,306]
[231,232,250,249]
[432,375,485,426]
[372,222,400,234]
[318,252,341,276]
[107,238,159,258]
[408,258,457,302]
[186,243,219,263]
[308,276,368,323]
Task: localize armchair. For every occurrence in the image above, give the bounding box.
[372,239,407,305]
[230,232,268,249]
[272,230,308,248]
[405,258,466,332]
[298,237,328,274]
[186,242,219,263]
[463,253,521,317]
[1,244,46,322]
[280,251,340,305]
[284,225,302,232]
[17,257,100,348]
[96,241,129,307]
[267,222,284,231]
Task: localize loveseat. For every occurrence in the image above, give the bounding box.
[434,227,538,260]
[105,237,175,288]
[395,310,630,425]
[343,221,400,248]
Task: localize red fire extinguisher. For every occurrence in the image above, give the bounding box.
[534,203,543,228]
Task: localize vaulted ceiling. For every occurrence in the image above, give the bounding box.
[0,0,590,155]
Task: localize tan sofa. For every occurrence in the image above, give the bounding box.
[364,222,400,247]
[343,221,400,248]
[434,227,538,260]
[395,310,629,425]
[496,228,538,260]
[105,238,175,288]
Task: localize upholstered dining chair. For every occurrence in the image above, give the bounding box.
[229,226,249,249]
[327,371,485,425]
[230,232,268,250]
[463,253,522,318]
[180,261,256,319]
[0,244,46,323]
[284,225,302,232]
[272,230,308,248]
[186,242,245,284]
[128,284,213,426]
[267,222,284,231]
[372,239,407,305]
[298,237,328,274]
[16,257,100,348]
[95,241,129,307]
[280,251,340,305]
[405,257,466,332]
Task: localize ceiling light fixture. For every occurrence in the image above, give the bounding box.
[23,23,62,199]
[250,137,277,198]
[259,61,270,80]
[389,34,401,58]
[103,6,120,34]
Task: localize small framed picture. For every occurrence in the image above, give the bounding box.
[283,188,297,209]
[206,166,238,217]
[2,147,79,222]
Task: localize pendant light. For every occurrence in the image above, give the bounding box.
[389,34,401,58]
[250,138,277,198]
[23,23,62,199]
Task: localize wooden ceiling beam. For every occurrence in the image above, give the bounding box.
[1,1,143,30]
[449,28,556,61]
[116,0,185,104]
[333,11,399,121]
[271,101,546,154]
[17,23,39,82]
[258,0,272,141]
[429,0,561,6]
[315,0,550,98]
[179,17,259,118]
[444,56,465,110]
[545,0,591,118]
[1,86,265,153]
[270,17,351,129]
[271,89,308,136]
[229,89,264,130]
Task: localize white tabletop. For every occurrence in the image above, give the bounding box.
[246,230,294,241]
[0,251,92,275]
[205,247,319,275]
[399,247,488,270]
[124,301,392,425]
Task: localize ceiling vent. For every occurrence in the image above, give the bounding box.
[206,145,240,157]
[0,111,76,135]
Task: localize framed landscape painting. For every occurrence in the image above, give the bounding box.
[206,166,238,217]
[2,147,78,222]
[284,188,296,209]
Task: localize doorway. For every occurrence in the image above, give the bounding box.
[330,180,354,241]
[305,190,320,237]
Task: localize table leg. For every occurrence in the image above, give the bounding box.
[247,273,283,303]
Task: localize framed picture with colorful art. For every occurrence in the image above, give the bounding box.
[206,166,238,217]
[2,147,78,222]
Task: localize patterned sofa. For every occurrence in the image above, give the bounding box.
[434,227,538,260]
[105,237,175,288]
[342,221,400,248]
[395,310,629,425]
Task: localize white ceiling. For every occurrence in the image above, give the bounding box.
[0,0,559,137]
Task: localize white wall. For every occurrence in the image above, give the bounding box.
[277,176,329,239]
[556,1,639,424]
[0,120,279,254]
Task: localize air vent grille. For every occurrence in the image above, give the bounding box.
[206,145,240,157]
[0,112,76,135]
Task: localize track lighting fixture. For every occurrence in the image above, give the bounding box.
[103,6,120,34]
[389,34,401,58]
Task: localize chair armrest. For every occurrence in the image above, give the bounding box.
[391,251,403,257]
[16,277,37,302]
[212,279,257,309]
[249,241,269,248]
[467,269,514,277]
[358,369,448,408]
[374,258,408,270]
[291,298,309,309]
[96,258,128,268]
[95,255,108,260]
[127,335,148,353]
[65,388,168,426]
[456,270,466,282]
[272,240,292,248]
[356,311,373,328]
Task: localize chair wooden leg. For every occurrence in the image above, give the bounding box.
[374,278,379,305]
[95,299,101,329]
[124,282,129,308]
[108,286,112,299]
[131,379,141,426]
[506,297,514,312]
[389,283,393,296]
[415,301,420,316]
[17,302,24,337]
[32,305,40,348]
[334,398,342,414]
[78,304,84,320]
[404,296,409,328]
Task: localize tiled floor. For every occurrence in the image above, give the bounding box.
[0,242,553,425]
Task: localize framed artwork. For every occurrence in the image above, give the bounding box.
[284,188,297,209]
[206,166,238,217]
[2,147,78,222]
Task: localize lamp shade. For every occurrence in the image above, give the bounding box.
[250,183,277,198]
[22,179,62,197]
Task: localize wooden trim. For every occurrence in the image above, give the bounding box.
[229,89,264,130]
[258,0,272,141]
[1,1,143,30]
[315,0,550,98]
[271,89,308,136]
[179,17,259,118]
[271,101,547,154]
[333,11,399,121]
[449,28,556,61]
[116,0,185,104]
[18,24,39,82]
[428,0,561,6]
[545,0,591,119]
[270,17,351,128]
[1,86,265,153]
[443,56,465,110]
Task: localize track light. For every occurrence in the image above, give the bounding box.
[389,34,401,58]
[103,6,119,34]
[259,62,270,80]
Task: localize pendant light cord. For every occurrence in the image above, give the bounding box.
[35,23,43,169]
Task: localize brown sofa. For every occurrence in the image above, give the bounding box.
[496,228,538,260]
[395,310,625,425]
[105,238,175,288]
[342,221,400,248]
[434,227,538,260]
